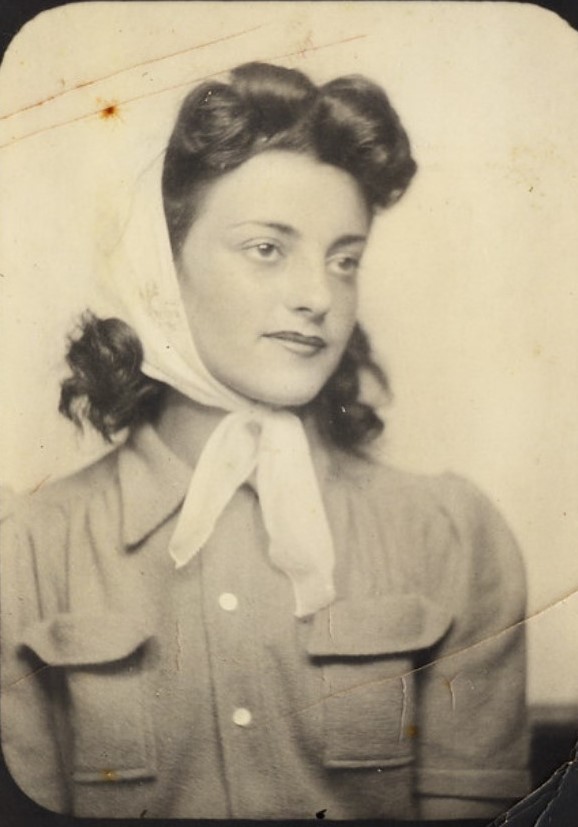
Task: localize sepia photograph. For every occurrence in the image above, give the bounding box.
[0,1,577,823]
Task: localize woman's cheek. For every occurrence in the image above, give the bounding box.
[332,287,358,340]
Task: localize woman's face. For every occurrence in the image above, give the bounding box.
[177,150,371,407]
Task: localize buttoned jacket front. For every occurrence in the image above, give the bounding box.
[1,422,530,820]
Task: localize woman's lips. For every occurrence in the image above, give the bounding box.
[264,331,327,354]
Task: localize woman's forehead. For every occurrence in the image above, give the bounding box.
[190,150,371,238]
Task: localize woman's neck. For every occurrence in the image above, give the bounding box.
[154,388,331,478]
[155,388,227,469]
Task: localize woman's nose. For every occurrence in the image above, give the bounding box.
[283,261,332,318]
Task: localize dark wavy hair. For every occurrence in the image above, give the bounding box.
[60,62,417,450]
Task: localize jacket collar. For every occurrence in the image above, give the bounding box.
[117,413,340,551]
[118,423,193,548]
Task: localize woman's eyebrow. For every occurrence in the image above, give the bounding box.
[328,234,368,254]
[228,221,298,237]
[228,224,367,250]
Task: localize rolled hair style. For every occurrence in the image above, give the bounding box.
[162,62,416,255]
[60,62,416,449]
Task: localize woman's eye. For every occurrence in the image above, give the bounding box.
[328,255,361,278]
[245,242,282,262]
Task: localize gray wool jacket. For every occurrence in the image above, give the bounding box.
[1,421,530,820]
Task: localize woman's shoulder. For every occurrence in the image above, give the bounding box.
[333,446,497,521]
[2,422,190,547]
[333,448,525,576]
[2,445,123,537]
[333,450,527,628]
[0,447,126,621]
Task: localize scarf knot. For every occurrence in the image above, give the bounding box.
[168,408,336,617]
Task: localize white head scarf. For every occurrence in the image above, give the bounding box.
[101,154,336,618]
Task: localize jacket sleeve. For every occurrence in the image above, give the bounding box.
[0,499,72,814]
[415,474,530,820]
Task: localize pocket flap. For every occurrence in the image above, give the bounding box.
[19,612,153,666]
[307,594,452,656]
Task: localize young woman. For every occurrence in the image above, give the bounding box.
[1,62,529,820]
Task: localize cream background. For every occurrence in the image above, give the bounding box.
[0,1,577,706]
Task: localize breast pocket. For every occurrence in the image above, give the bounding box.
[20,612,157,783]
[307,594,452,768]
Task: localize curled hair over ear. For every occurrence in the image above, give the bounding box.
[59,313,165,441]
[312,324,389,450]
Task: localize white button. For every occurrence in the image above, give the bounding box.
[232,707,252,727]
[218,592,238,611]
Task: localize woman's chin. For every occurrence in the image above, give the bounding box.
[232,379,326,410]
[252,389,321,410]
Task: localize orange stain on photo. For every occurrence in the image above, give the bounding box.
[99,102,120,120]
